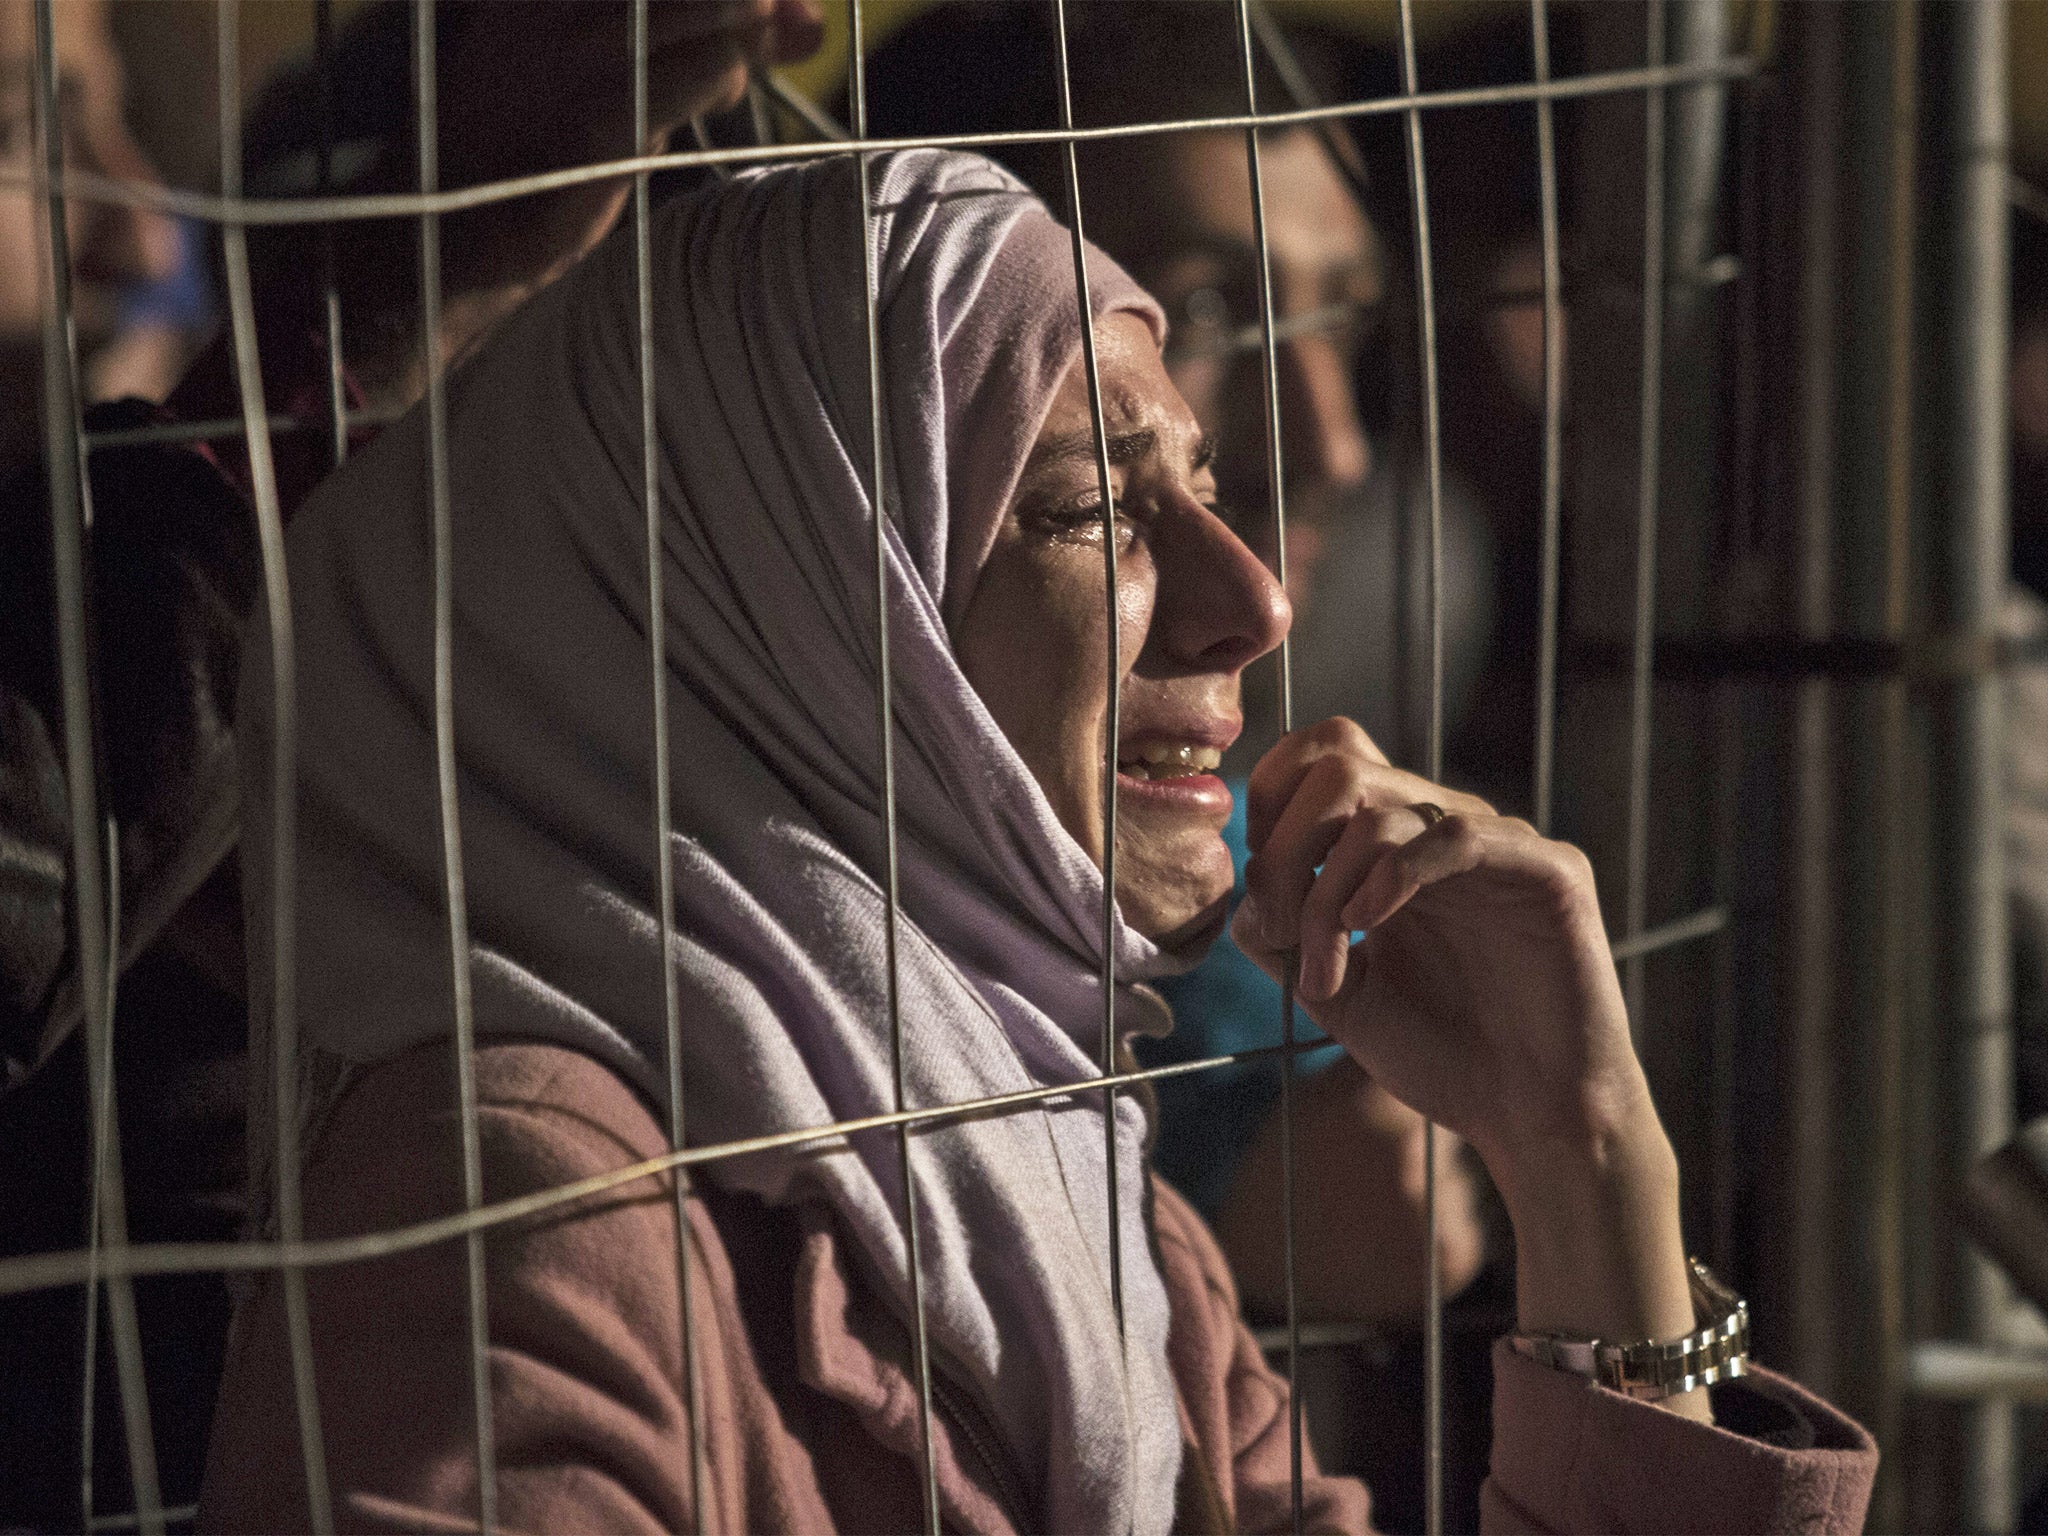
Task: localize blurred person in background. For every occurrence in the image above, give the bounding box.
[0,3,821,1528]
[0,0,184,476]
[860,0,1493,1342]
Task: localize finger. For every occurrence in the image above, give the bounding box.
[1299,805,1435,1002]
[1247,757,1482,952]
[1340,811,1546,934]
[1242,754,1362,952]
[1244,717,1389,854]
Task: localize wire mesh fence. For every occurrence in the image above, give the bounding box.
[5,3,1782,1533]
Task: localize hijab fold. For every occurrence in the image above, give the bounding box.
[244,150,1184,1533]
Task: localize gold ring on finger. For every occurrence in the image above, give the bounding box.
[1411,800,1447,829]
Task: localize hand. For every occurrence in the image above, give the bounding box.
[1231,717,1642,1168]
[1231,719,1710,1417]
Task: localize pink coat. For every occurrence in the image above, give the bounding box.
[200,1043,1876,1533]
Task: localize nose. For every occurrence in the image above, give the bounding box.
[1150,496,1293,675]
[1276,331,1370,491]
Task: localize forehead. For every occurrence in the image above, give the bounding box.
[1037,312,1206,457]
[1115,127,1373,277]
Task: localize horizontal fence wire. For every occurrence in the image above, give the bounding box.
[0,57,1757,228]
[1,892,1730,1302]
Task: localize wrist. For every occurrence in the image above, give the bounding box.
[1491,1105,1695,1347]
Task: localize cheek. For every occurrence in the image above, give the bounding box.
[957,542,1129,829]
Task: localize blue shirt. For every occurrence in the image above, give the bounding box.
[1136,777,1342,1220]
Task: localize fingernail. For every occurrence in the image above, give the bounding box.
[1294,948,1320,1001]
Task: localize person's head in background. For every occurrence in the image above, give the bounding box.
[861,2,1555,788]
[860,0,1381,604]
[0,0,181,474]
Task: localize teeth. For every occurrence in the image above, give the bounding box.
[1119,742,1222,778]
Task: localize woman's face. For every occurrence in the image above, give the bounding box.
[957,313,1290,950]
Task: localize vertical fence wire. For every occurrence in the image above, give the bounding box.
[315,0,347,469]
[1531,0,1565,836]
[79,820,118,1526]
[1049,0,1131,1350]
[1623,2,1669,1029]
[1393,3,1448,1532]
[216,5,334,1526]
[1228,5,1305,1529]
[844,7,942,1530]
[411,6,498,1527]
[29,2,164,1528]
[628,5,709,1531]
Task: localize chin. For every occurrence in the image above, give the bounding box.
[1116,826,1235,955]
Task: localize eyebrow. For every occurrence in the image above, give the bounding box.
[1027,427,1218,478]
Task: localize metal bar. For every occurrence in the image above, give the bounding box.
[0,1040,1341,1299]
[745,75,777,147]
[762,72,850,142]
[86,1506,199,1534]
[1228,5,1303,1527]
[1394,4,1447,1531]
[1049,0,1130,1346]
[316,0,347,468]
[845,8,941,1531]
[0,57,1762,229]
[1622,2,1670,1033]
[1531,0,1564,835]
[1909,1342,2048,1404]
[1244,0,1372,208]
[413,6,497,1527]
[1909,1,2016,1523]
[79,821,117,1525]
[81,405,405,453]
[687,116,733,182]
[1609,904,1728,963]
[630,5,709,1531]
[218,3,333,1525]
[30,2,163,1528]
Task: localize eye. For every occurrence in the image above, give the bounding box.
[1032,499,1138,549]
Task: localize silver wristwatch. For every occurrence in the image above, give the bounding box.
[1508,1257,1751,1401]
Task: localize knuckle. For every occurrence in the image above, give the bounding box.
[1437,812,1483,856]
[1552,838,1597,884]
[1308,716,1357,748]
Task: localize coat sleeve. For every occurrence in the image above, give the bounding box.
[1152,1173,1876,1536]
[1481,1339,1877,1534]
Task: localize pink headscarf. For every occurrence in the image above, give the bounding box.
[245,151,1185,1531]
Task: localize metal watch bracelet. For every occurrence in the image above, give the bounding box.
[1507,1257,1751,1401]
